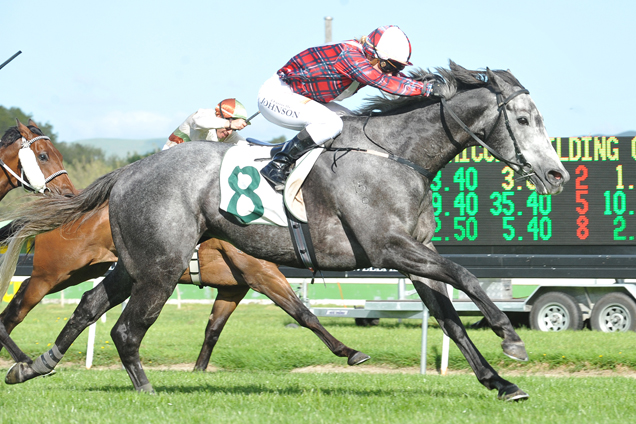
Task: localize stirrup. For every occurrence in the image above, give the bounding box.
[260,162,290,191]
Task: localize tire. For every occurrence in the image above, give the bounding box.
[590,293,636,332]
[530,292,584,331]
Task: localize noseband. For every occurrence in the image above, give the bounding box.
[0,135,69,193]
[441,88,535,180]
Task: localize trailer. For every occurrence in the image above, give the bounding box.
[307,279,636,333]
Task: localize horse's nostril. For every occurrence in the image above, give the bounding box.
[548,170,563,182]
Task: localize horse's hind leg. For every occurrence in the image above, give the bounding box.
[194,286,250,371]
[5,265,133,385]
[410,275,528,401]
[253,279,370,365]
[110,271,182,393]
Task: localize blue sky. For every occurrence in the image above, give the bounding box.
[1,0,634,144]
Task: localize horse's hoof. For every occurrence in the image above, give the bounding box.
[5,362,55,384]
[498,385,529,402]
[348,351,371,366]
[136,383,156,394]
[502,341,528,362]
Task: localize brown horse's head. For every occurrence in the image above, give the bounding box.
[0,119,77,200]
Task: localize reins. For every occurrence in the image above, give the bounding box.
[326,86,535,184]
[324,113,437,181]
[0,135,69,193]
[441,88,535,180]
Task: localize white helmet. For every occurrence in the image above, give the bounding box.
[365,25,413,66]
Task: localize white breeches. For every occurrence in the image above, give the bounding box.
[257,74,352,144]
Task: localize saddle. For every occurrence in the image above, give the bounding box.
[219,139,324,273]
[219,140,323,225]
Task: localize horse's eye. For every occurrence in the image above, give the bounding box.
[517,117,529,126]
[38,153,49,162]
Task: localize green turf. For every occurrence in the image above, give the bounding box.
[0,303,634,423]
[0,371,634,423]
[2,303,634,371]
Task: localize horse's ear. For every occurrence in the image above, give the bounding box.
[486,68,506,93]
[15,119,31,139]
[27,119,40,129]
[449,60,464,73]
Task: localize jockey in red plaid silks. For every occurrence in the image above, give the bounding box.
[258,25,440,191]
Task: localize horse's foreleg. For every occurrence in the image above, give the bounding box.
[0,322,30,364]
[249,273,370,366]
[0,278,35,363]
[5,267,133,385]
[1,275,57,334]
[427,261,527,361]
[410,276,528,401]
[383,238,526,361]
[193,286,249,371]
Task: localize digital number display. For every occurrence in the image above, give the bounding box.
[432,136,636,246]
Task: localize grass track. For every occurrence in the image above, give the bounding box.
[0,303,635,423]
[0,370,635,423]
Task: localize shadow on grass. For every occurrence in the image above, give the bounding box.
[83,378,487,399]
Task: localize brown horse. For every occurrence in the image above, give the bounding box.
[0,119,76,200]
[1,205,369,370]
[0,119,76,363]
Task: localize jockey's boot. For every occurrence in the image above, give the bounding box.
[260,128,316,191]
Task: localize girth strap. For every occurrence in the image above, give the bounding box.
[189,246,203,288]
[285,207,320,280]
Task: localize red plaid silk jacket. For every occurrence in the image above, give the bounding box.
[277,40,428,103]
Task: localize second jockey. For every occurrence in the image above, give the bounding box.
[257,25,442,190]
[163,98,249,150]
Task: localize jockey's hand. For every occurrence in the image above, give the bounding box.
[229,119,248,130]
[429,81,445,98]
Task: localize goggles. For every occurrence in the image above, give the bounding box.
[378,59,405,75]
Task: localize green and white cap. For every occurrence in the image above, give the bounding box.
[216,98,248,121]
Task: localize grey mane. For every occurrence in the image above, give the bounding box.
[355,60,525,116]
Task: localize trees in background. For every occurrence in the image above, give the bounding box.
[0,106,147,213]
[0,105,283,213]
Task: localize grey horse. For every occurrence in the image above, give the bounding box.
[1,62,568,400]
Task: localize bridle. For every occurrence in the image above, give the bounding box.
[0,135,69,193]
[441,87,535,180]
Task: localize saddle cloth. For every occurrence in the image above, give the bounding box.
[219,144,322,226]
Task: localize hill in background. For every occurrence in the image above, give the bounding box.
[71,137,165,158]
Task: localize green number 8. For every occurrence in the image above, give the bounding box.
[227,166,265,223]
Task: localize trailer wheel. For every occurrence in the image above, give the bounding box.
[590,293,636,332]
[530,292,583,331]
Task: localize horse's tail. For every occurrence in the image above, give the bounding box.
[0,165,130,297]
[0,220,21,244]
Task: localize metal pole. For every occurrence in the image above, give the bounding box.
[0,51,21,71]
[324,17,333,43]
[440,284,452,375]
[420,307,429,375]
